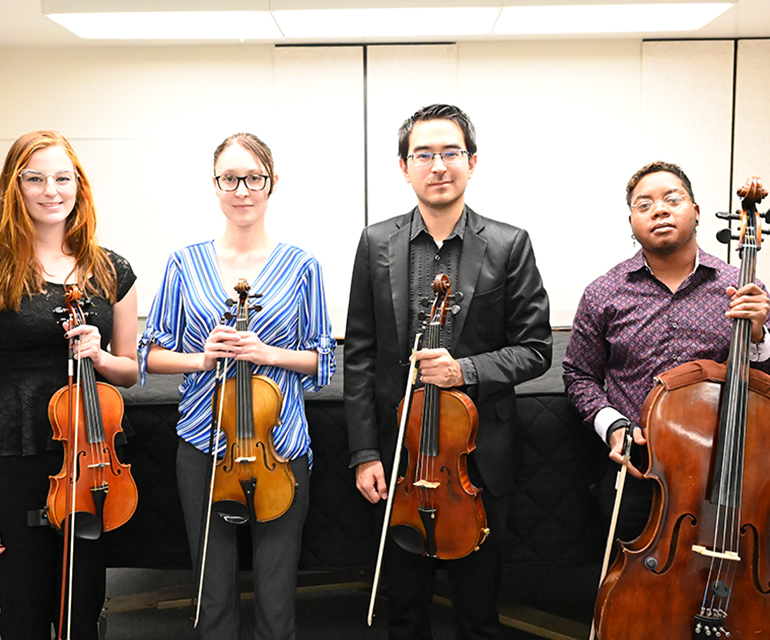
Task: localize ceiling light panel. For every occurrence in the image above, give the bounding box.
[273,7,501,38]
[495,3,734,35]
[45,10,282,40]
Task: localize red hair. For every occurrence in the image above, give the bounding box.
[0,131,115,310]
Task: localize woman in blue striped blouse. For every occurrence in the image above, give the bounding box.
[139,132,336,639]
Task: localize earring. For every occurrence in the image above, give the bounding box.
[631,234,637,248]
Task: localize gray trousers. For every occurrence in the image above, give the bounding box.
[176,438,309,640]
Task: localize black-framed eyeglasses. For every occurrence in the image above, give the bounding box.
[215,174,269,192]
[407,149,469,166]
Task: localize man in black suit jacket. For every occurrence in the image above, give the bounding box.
[344,104,552,639]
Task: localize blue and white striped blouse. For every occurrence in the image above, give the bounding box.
[138,241,336,467]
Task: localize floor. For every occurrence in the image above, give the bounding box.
[99,567,588,639]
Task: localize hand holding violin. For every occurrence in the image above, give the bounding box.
[63,321,106,367]
[415,348,464,387]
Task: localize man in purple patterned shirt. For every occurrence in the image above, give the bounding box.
[563,161,770,539]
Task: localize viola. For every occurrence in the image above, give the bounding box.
[389,273,488,559]
[366,274,488,625]
[47,284,138,639]
[593,177,770,638]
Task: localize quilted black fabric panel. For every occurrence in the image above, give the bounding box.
[103,403,191,570]
[107,333,606,571]
[508,394,604,563]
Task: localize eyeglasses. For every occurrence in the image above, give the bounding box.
[215,174,269,192]
[18,169,78,192]
[630,193,690,215]
[407,150,469,166]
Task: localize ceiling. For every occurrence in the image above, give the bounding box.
[1,0,770,47]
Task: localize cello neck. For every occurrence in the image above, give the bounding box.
[711,192,763,507]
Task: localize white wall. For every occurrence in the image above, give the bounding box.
[2,39,769,334]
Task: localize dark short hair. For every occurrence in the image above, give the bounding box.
[626,161,695,207]
[398,104,477,162]
[213,132,276,197]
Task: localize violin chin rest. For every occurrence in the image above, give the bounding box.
[213,499,250,526]
[64,511,103,540]
[390,524,425,556]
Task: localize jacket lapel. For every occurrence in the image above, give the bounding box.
[453,208,487,346]
[388,213,413,353]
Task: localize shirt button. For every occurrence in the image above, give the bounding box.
[434,254,441,261]
[671,322,678,329]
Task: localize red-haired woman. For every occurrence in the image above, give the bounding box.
[0,131,138,639]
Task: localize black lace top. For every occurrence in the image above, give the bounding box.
[0,249,136,456]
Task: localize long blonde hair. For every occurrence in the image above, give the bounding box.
[0,131,116,310]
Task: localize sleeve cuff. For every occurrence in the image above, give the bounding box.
[594,407,628,444]
[750,326,770,362]
[458,357,478,386]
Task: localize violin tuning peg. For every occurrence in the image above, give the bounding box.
[226,298,237,306]
[420,297,432,308]
[251,304,263,313]
[452,291,464,303]
[222,312,235,322]
[250,293,263,300]
[417,311,427,321]
[450,305,462,315]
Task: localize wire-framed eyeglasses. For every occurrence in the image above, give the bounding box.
[407,150,469,167]
[18,169,78,192]
[630,193,690,215]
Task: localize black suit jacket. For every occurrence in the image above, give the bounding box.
[344,206,552,496]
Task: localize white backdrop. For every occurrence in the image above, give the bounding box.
[2,39,770,334]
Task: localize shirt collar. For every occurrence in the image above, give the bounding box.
[623,247,716,277]
[410,207,468,242]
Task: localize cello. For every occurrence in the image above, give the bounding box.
[47,284,138,639]
[593,177,770,638]
[193,278,295,626]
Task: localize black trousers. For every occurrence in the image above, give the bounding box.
[0,452,106,640]
[383,489,510,640]
[176,438,310,640]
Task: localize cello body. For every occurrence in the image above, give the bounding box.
[595,360,770,638]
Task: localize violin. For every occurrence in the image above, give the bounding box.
[390,274,488,559]
[47,284,138,639]
[592,177,770,638]
[193,278,295,627]
[210,278,295,524]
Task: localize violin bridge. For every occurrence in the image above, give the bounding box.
[414,480,440,490]
[235,456,257,464]
[87,462,108,469]
[692,545,741,561]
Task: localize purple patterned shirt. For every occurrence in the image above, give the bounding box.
[563,248,770,435]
